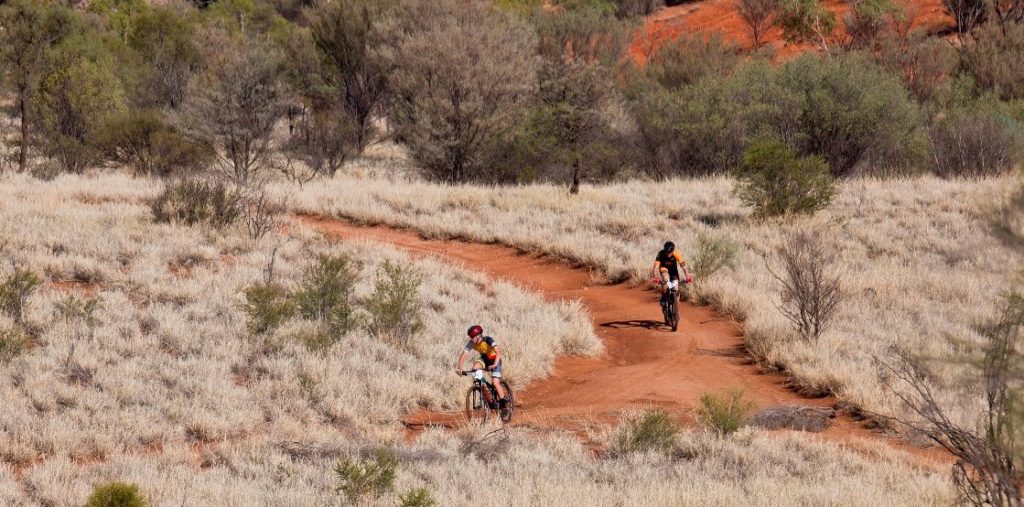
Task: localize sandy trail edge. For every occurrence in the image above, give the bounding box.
[297,214,951,468]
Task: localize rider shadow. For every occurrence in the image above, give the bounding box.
[599,320,665,330]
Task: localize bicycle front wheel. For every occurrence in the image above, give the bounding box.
[465,387,491,423]
[668,296,679,332]
[499,380,515,423]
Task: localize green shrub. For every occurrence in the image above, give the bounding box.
[151,179,241,228]
[690,233,738,280]
[875,30,957,103]
[53,294,103,339]
[34,30,127,174]
[697,389,755,436]
[635,54,925,177]
[612,409,681,455]
[397,488,438,507]
[633,80,746,176]
[733,140,835,217]
[777,0,836,49]
[334,449,398,502]
[365,260,424,340]
[963,23,1024,101]
[774,54,925,176]
[928,99,1022,177]
[96,110,210,177]
[240,283,295,335]
[0,268,41,324]
[82,481,147,507]
[643,33,740,91]
[293,254,360,336]
[0,327,29,362]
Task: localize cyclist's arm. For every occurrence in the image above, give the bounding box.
[455,349,469,373]
[652,260,662,279]
[489,346,502,369]
[675,251,693,280]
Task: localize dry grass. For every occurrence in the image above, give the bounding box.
[0,172,597,504]
[286,167,1024,427]
[0,171,957,505]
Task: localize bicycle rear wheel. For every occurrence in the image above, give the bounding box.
[499,380,515,423]
[465,387,491,423]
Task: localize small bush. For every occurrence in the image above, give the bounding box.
[293,253,360,335]
[876,30,957,102]
[0,327,29,362]
[240,283,295,335]
[53,294,102,339]
[963,22,1024,100]
[697,389,755,436]
[928,99,1022,177]
[239,185,283,240]
[769,229,843,342]
[365,260,424,340]
[733,140,835,217]
[397,488,438,507]
[151,179,242,229]
[0,268,42,324]
[613,409,681,455]
[96,110,210,177]
[334,449,398,503]
[690,233,738,280]
[643,33,740,90]
[613,0,661,18]
[283,108,356,179]
[82,481,147,507]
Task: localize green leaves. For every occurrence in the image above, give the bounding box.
[733,139,835,217]
[777,0,836,51]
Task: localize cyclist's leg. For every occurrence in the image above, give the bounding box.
[668,269,681,301]
[489,359,507,401]
[659,267,670,294]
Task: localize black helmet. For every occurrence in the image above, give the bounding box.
[663,241,675,252]
[467,325,483,338]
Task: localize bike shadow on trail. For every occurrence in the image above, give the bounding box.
[599,320,665,330]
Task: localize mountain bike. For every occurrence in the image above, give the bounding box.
[461,368,514,423]
[655,272,692,332]
[659,279,681,332]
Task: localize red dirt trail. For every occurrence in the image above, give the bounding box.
[298,215,951,467]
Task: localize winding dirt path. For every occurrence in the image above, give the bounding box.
[298,214,950,466]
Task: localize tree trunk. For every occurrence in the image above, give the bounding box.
[18,94,28,173]
[569,158,580,195]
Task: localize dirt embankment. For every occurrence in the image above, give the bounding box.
[631,0,954,64]
[298,214,951,467]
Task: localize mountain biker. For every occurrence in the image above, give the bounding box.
[454,325,509,410]
[652,241,692,294]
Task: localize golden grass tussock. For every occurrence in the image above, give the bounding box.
[285,169,1024,427]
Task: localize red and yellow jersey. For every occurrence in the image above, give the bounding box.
[465,336,499,361]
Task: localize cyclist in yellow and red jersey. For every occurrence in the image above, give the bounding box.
[454,325,509,408]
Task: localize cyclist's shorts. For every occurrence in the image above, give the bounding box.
[481,357,503,378]
[659,266,680,282]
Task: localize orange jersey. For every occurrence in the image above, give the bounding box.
[654,249,685,270]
